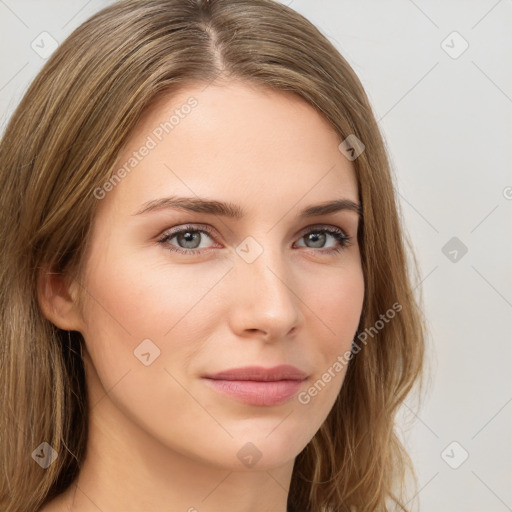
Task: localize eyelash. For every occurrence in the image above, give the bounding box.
[157,224,352,256]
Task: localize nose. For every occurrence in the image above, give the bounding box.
[227,244,302,341]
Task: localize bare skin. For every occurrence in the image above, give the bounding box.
[38,80,364,512]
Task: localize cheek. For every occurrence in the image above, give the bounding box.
[302,261,364,347]
[78,255,227,443]
[82,250,229,341]
[298,261,364,405]
[78,250,232,401]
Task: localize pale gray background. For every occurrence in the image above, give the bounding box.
[1,1,511,510]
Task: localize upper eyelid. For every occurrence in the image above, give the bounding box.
[159,224,216,241]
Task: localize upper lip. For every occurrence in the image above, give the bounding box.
[203,365,308,382]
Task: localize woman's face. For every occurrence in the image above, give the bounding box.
[76,80,364,471]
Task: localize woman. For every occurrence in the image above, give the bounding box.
[0,0,426,511]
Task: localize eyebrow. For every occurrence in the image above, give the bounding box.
[133,195,362,219]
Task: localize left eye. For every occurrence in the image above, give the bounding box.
[158,225,351,254]
[295,228,350,250]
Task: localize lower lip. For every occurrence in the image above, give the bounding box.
[203,378,304,406]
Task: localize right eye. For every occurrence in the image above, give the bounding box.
[158,225,218,255]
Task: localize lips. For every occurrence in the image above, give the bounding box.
[203,364,308,382]
[202,365,308,406]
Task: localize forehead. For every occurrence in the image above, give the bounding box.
[101,80,358,216]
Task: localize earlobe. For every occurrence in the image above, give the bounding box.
[37,267,84,332]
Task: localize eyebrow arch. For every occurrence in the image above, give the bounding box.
[133,196,362,219]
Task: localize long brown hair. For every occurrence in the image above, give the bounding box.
[0,1,427,510]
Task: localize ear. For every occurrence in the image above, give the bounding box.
[37,267,85,332]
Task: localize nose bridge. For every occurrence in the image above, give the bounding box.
[231,237,301,335]
[238,233,288,288]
